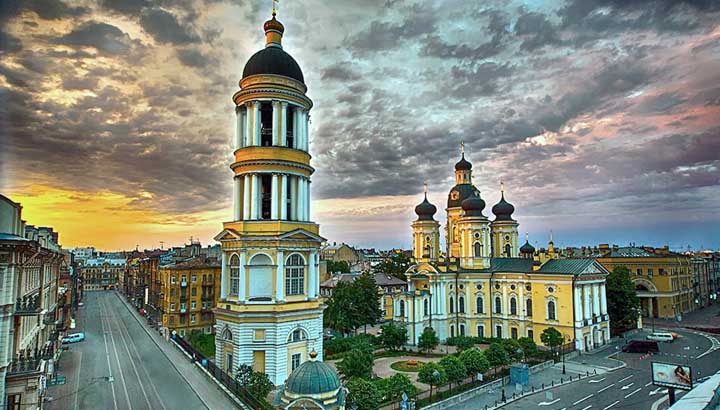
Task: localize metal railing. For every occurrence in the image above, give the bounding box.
[15,295,41,315]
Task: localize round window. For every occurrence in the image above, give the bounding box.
[548,287,554,293]
[495,284,500,290]
[510,284,516,291]
[474,232,480,239]
[459,284,464,290]
[450,284,454,289]
[476,284,482,290]
[505,235,510,241]
[526,285,531,291]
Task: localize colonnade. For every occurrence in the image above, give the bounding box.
[234,100,309,151]
[573,282,608,323]
[233,173,310,222]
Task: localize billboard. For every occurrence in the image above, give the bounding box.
[651,362,693,390]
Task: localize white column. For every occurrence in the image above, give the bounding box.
[253,101,261,146]
[220,252,228,300]
[502,284,508,317]
[298,177,306,222]
[234,107,242,150]
[271,174,279,219]
[308,251,317,299]
[239,251,246,302]
[573,285,582,325]
[243,174,250,220]
[280,102,287,147]
[583,285,591,320]
[303,111,309,151]
[298,110,306,151]
[276,250,284,302]
[292,108,299,148]
[592,284,601,317]
[600,283,608,315]
[250,174,259,220]
[244,103,252,147]
[290,176,297,220]
[233,177,241,221]
[272,101,280,145]
[280,174,288,220]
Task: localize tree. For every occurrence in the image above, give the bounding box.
[459,348,490,381]
[453,336,475,352]
[439,355,466,392]
[607,266,641,331]
[327,260,350,273]
[485,342,510,375]
[235,364,254,385]
[337,348,374,380]
[500,338,523,362]
[355,271,383,332]
[418,327,439,354]
[379,322,408,352]
[540,327,563,358]
[418,362,447,403]
[382,374,417,404]
[347,378,381,410]
[518,337,538,359]
[246,371,273,399]
[325,280,363,335]
[374,253,411,280]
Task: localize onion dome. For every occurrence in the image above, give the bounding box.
[415,191,437,221]
[455,153,472,171]
[520,233,535,255]
[447,184,480,208]
[461,193,485,216]
[492,192,515,221]
[242,12,305,83]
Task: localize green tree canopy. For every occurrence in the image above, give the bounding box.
[246,371,273,400]
[379,322,408,352]
[485,342,510,374]
[518,337,538,358]
[418,327,440,354]
[327,260,351,273]
[439,355,467,390]
[607,265,640,331]
[373,253,411,279]
[235,364,253,386]
[324,272,383,335]
[337,348,374,380]
[540,327,563,354]
[418,362,447,402]
[381,374,417,403]
[347,377,381,410]
[459,348,490,380]
[500,338,524,362]
[355,271,383,330]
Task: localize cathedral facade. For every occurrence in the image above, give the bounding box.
[399,149,611,352]
[213,12,325,386]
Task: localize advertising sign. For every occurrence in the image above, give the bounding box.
[651,362,693,390]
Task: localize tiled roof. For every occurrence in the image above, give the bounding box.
[319,272,407,288]
[489,258,534,273]
[537,259,602,275]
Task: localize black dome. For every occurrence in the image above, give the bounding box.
[448,184,480,208]
[415,195,437,221]
[461,193,485,217]
[242,46,304,83]
[455,153,472,171]
[492,193,515,221]
[520,240,535,255]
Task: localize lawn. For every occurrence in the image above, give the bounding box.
[390,360,426,372]
[187,330,215,358]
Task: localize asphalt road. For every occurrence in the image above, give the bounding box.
[67,291,209,410]
[502,328,720,410]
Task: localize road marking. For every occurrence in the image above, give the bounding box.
[581,406,592,410]
[102,298,133,410]
[573,394,594,406]
[624,387,642,398]
[621,382,634,390]
[597,383,615,393]
[645,381,652,387]
[100,299,119,410]
[589,377,606,383]
[538,398,560,406]
[603,400,620,410]
[74,350,83,410]
[649,387,667,396]
[618,375,633,383]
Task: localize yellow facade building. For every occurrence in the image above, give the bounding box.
[398,149,611,352]
[159,257,221,337]
[213,12,325,386]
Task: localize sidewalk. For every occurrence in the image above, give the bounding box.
[46,303,85,410]
[114,292,246,410]
[650,303,720,330]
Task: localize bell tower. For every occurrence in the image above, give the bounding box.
[412,184,440,262]
[490,180,519,257]
[214,10,325,386]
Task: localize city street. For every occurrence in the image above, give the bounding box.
[46,291,233,410]
[500,328,720,410]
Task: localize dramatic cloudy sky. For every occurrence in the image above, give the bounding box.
[1,0,719,251]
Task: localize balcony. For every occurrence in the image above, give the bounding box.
[15,295,42,316]
[7,351,43,377]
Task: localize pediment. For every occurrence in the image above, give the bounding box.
[213,229,241,242]
[279,228,326,242]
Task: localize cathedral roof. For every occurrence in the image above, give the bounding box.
[520,240,536,254]
[243,46,305,83]
[492,192,515,221]
[447,184,480,208]
[284,351,341,396]
[461,194,485,217]
[415,193,437,221]
[455,153,472,171]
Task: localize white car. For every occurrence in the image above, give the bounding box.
[646,332,674,342]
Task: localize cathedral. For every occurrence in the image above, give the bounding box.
[399,148,612,352]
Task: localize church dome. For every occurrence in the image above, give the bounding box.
[455,153,472,171]
[492,193,515,221]
[448,184,480,208]
[461,194,485,217]
[520,240,535,255]
[284,352,341,396]
[415,194,437,221]
[242,13,305,83]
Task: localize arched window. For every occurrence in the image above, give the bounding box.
[399,300,405,317]
[495,296,502,314]
[547,300,556,320]
[285,254,305,296]
[510,296,517,315]
[474,242,482,257]
[459,324,465,336]
[288,328,307,343]
[450,325,455,338]
[423,299,429,316]
[458,296,465,313]
[476,296,484,314]
[495,325,502,338]
[221,327,233,341]
[229,254,240,296]
[505,243,511,257]
[449,296,455,314]
[526,298,533,317]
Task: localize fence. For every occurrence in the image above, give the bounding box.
[172,335,271,410]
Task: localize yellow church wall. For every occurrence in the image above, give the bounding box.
[222,220,320,236]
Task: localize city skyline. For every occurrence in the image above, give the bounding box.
[2,0,719,250]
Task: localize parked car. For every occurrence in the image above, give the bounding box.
[62,332,86,344]
[647,332,675,342]
[622,340,659,353]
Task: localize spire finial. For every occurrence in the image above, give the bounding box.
[423,182,428,197]
[461,141,465,155]
[550,230,554,243]
[526,232,529,242]
[500,178,505,194]
[272,0,278,16]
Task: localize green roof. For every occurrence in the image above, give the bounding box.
[536,259,605,275]
[285,359,341,396]
[489,258,533,273]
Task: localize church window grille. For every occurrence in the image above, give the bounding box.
[285,254,305,296]
[229,255,240,296]
[289,329,306,343]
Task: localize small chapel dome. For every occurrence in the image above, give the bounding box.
[415,194,437,221]
[461,194,485,216]
[492,193,515,221]
[274,350,345,409]
[455,153,472,171]
[242,12,305,83]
